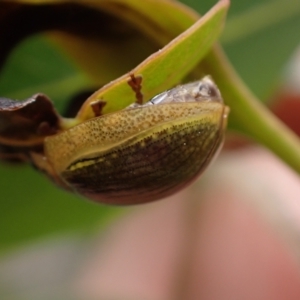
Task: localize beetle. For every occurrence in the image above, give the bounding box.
[44,76,229,205]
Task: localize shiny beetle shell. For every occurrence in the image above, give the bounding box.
[44,77,229,205]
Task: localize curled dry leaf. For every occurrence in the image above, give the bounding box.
[0,94,62,162]
[0,94,61,145]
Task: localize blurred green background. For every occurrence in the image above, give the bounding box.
[1,0,300,251]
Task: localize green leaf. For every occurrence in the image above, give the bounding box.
[75,0,229,121]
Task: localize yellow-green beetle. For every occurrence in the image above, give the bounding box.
[44,76,229,205]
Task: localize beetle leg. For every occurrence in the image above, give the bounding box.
[127,73,143,105]
[90,99,107,117]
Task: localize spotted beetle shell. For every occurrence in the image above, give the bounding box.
[44,77,229,205]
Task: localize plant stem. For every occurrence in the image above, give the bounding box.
[203,45,300,174]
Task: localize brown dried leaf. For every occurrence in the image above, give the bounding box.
[0,94,62,148]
